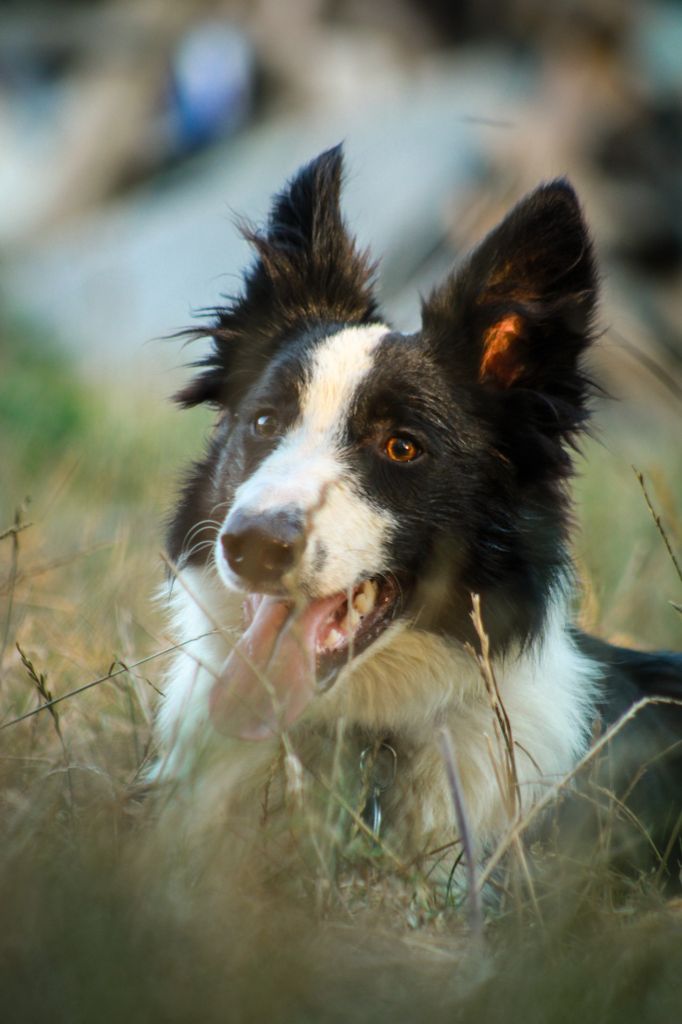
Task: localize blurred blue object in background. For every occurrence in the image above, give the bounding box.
[168,20,255,153]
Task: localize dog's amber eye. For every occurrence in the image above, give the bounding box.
[252,411,280,438]
[385,436,421,463]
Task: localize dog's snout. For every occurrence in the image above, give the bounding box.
[221,510,305,588]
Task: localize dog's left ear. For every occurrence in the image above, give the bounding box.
[422,180,597,402]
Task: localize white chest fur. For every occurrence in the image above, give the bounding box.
[152,567,601,853]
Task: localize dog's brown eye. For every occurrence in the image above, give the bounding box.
[385,436,421,463]
[253,412,280,438]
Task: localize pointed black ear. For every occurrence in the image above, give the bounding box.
[422,180,598,397]
[176,144,381,407]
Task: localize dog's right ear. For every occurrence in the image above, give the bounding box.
[175,145,380,408]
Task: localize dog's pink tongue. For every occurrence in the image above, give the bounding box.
[209,593,341,740]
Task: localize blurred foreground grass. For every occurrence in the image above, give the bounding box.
[1,324,681,1023]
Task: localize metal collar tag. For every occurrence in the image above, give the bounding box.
[359,741,397,837]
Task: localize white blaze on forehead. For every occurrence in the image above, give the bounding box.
[299,323,390,435]
[219,323,397,596]
[231,323,390,514]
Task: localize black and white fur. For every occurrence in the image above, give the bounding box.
[153,146,682,867]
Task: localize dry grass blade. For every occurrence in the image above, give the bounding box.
[464,595,546,920]
[633,467,682,586]
[16,642,75,813]
[438,727,484,939]
[0,505,29,664]
[0,541,113,593]
[478,694,682,890]
[0,519,33,543]
[467,593,520,817]
[0,633,217,731]
[16,643,65,743]
[609,327,682,407]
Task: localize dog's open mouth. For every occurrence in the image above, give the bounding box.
[209,575,404,740]
[302,574,403,681]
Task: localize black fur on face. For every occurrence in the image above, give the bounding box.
[168,151,599,654]
[414,180,598,646]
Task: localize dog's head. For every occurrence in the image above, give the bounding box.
[169,145,597,737]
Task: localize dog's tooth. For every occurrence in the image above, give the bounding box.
[326,627,343,649]
[354,580,377,616]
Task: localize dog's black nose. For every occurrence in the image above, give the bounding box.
[221,510,305,588]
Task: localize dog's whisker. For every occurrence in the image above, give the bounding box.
[183,520,221,546]
[181,539,217,564]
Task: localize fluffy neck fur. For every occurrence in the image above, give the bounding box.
[153,566,600,855]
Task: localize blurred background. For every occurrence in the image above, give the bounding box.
[1,0,680,668]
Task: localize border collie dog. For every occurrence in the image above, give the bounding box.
[153,145,681,868]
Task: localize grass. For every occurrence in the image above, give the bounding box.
[1,321,681,1022]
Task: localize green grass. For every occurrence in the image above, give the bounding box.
[1,323,681,1023]
[572,411,682,650]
